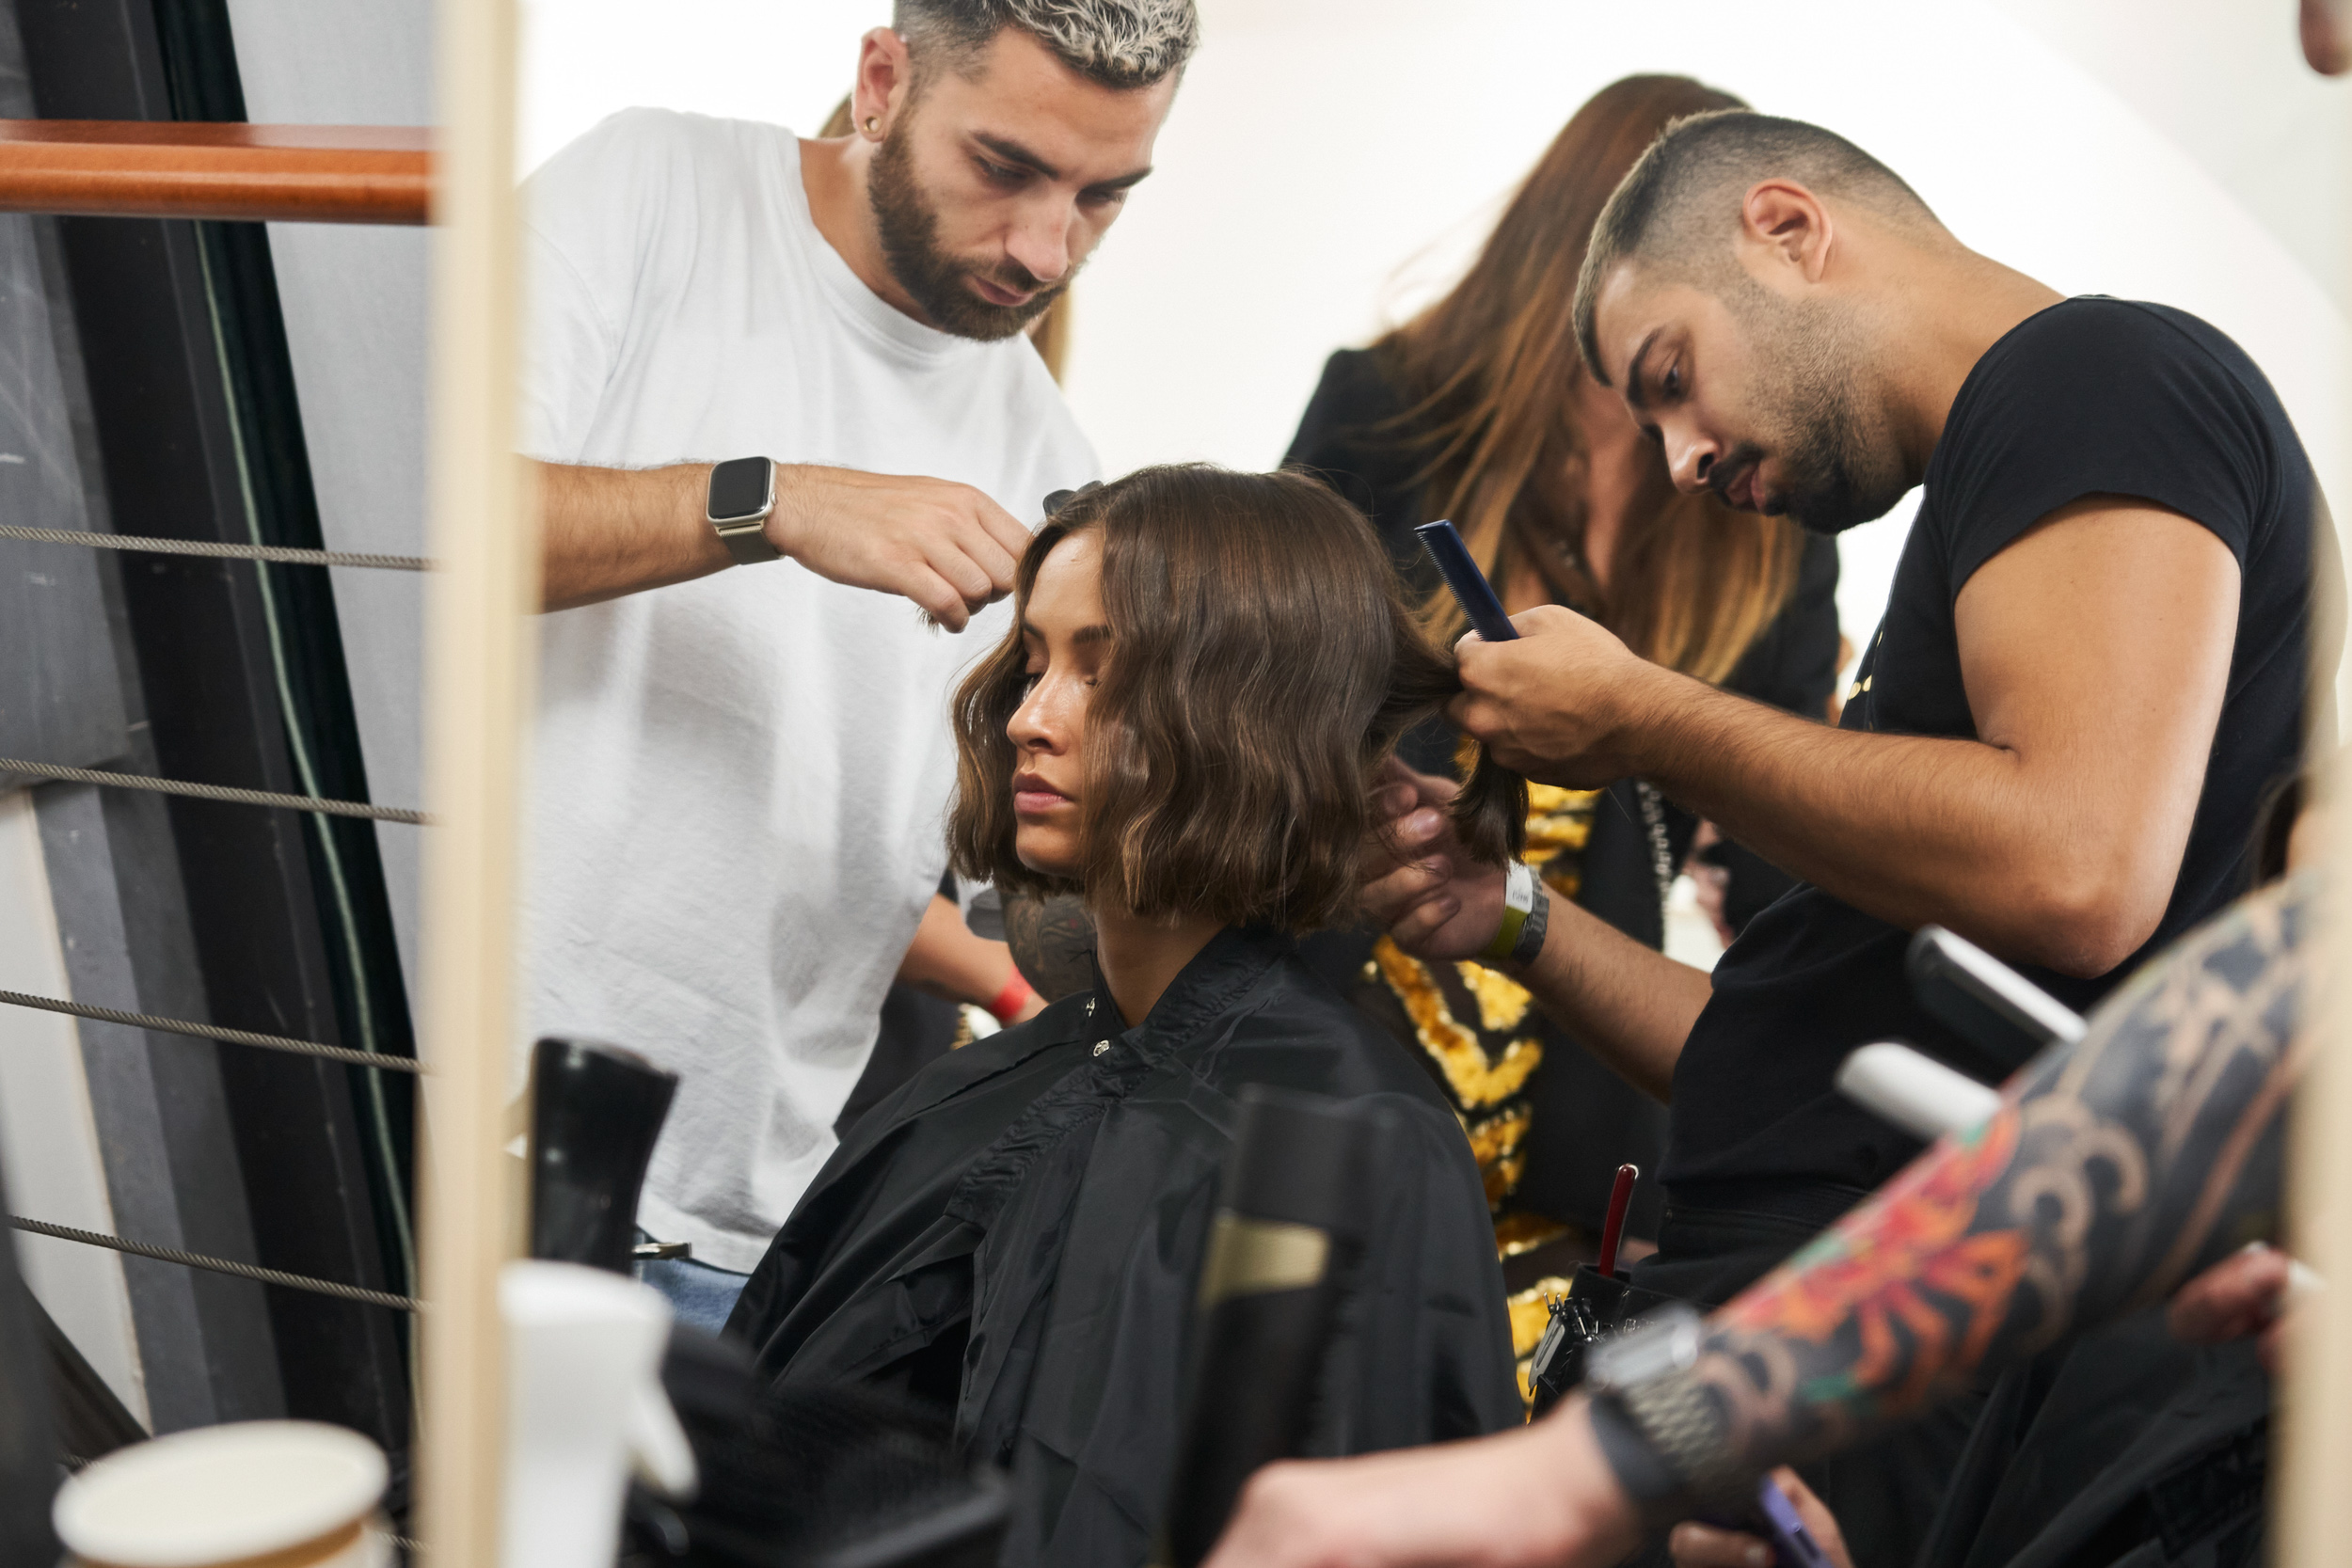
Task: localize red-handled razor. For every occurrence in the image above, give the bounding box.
[1596,1163,1638,1277]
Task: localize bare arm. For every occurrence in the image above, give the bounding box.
[538,459,1038,624]
[539,461,726,609]
[896,895,1044,1022]
[1362,761,1708,1101]
[1207,875,2310,1568]
[1453,500,2240,976]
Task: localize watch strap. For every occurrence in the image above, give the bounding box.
[1480,862,1549,964]
[715,520,780,565]
[1590,1366,1749,1524]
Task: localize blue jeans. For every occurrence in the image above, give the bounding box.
[633,1235,750,1335]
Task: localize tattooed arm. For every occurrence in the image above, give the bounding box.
[1002,890,1099,1004]
[1202,875,2312,1568]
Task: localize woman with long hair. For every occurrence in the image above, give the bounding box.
[726,465,1524,1568]
[1286,75,1842,1288]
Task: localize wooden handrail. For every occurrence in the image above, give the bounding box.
[0,121,429,225]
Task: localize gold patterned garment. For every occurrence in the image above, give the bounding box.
[1355,770,1609,1401]
[1360,781,1603,1221]
[1359,781,1608,1396]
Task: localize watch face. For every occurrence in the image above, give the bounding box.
[708,456,773,523]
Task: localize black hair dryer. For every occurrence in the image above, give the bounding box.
[528,1037,679,1273]
[1156,1085,1390,1568]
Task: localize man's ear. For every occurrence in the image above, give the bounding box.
[1738,180,1835,291]
[851,27,914,139]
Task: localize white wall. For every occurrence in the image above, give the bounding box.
[517,0,2351,689]
[226,0,434,995]
[0,790,149,1428]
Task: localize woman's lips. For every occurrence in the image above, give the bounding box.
[1012,775,1072,815]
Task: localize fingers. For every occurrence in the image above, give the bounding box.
[1386,806,1452,856]
[1408,767,1460,806]
[1664,1469,1853,1568]
[1666,1521,1775,1568]
[1386,893,1464,953]
[924,535,999,612]
[1371,782,1421,822]
[950,503,1025,597]
[902,564,974,632]
[1365,792,1459,881]
[921,497,1024,611]
[1515,602,1581,633]
[2168,1243,2292,1343]
[898,493,1028,628]
[1772,1468,1852,1566]
[1361,852,1454,926]
[969,487,1036,564]
[1447,689,1500,742]
[781,468,1031,625]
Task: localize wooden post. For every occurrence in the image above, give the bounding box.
[416,0,534,1560]
[2274,313,2352,1563]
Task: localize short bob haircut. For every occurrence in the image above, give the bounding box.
[948,464,1526,932]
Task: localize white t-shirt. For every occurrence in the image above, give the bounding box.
[520,108,1098,1274]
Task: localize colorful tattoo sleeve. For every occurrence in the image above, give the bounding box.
[1601,874,2311,1510]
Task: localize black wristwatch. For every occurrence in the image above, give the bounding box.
[707,455,781,565]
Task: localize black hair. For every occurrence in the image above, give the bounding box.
[1572,109,1937,380]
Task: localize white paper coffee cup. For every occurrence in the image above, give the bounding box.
[54,1419,389,1568]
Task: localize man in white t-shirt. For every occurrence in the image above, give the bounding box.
[518,0,1196,1325]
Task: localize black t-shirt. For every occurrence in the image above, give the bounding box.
[1664,298,2324,1217]
[1281,346,1842,1235]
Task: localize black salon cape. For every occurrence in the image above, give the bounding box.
[724,926,1519,1568]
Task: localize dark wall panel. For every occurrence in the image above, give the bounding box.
[11,0,412,1454]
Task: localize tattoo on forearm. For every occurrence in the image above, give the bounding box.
[1003,890,1098,1003]
[1692,877,2309,1476]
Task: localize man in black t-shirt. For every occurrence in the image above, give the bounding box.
[1355,108,2328,1560]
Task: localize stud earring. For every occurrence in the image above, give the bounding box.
[864,116,880,135]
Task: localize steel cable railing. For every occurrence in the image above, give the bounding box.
[0,523,429,571]
[8,1215,421,1312]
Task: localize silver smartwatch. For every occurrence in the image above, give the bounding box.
[707,455,781,565]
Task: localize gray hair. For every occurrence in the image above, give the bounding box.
[895,0,1200,90]
[1571,110,1937,381]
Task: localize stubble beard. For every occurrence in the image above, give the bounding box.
[1745,297,1914,536]
[867,124,1069,342]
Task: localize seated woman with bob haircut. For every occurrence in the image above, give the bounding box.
[724,464,1526,1566]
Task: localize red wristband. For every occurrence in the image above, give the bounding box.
[986,972,1039,1025]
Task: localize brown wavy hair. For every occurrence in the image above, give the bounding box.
[948,465,1526,931]
[1383,73,1804,685]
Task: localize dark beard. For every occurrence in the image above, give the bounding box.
[867,128,1066,342]
[1771,382,1904,537]
[1738,297,1913,536]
